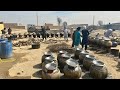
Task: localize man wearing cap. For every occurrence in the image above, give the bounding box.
[81,26,89,50]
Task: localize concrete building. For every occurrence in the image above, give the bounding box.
[4,23,25,29]
[0,22,4,34]
[68,24,88,29]
[44,23,88,30]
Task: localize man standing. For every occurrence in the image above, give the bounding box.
[41,26,47,41]
[74,27,82,49]
[71,29,76,48]
[81,26,89,51]
[8,27,12,35]
[1,28,6,34]
[63,28,68,42]
[70,27,74,39]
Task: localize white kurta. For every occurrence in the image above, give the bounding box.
[104,29,113,38]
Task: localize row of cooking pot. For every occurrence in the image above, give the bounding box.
[41,50,109,79]
[88,36,112,47]
[24,32,72,38]
[74,48,108,79]
[41,51,83,79]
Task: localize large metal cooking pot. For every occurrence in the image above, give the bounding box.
[79,50,89,64]
[42,56,56,71]
[63,58,82,79]
[90,60,108,79]
[75,48,83,59]
[58,53,71,72]
[42,62,60,79]
[83,55,96,70]
[42,52,54,63]
[32,43,40,49]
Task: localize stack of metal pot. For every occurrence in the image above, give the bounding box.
[41,52,60,79]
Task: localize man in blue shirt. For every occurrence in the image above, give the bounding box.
[81,26,89,50]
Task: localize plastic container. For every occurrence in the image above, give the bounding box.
[0,40,12,59]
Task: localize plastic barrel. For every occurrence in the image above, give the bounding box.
[0,40,12,59]
[0,39,6,57]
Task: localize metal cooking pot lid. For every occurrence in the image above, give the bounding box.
[76,48,80,50]
[93,60,104,67]
[81,50,89,54]
[66,59,78,68]
[81,51,89,55]
[85,55,95,59]
[44,52,52,56]
[45,56,54,61]
[45,63,57,70]
[59,50,67,54]
[61,53,70,58]
[76,48,83,51]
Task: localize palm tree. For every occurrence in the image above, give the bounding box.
[57,17,62,30]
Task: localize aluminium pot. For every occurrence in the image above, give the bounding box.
[90,60,108,79]
[63,58,82,79]
[42,52,54,63]
[79,50,89,64]
[83,55,96,71]
[42,62,60,79]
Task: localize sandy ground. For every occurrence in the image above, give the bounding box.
[0,29,120,79]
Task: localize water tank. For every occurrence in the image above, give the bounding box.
[0,40,12,59]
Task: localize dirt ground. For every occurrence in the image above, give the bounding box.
[1,29,120,79]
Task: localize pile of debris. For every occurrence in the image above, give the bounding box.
[13,40,32,47]
[46,42,71,52]
[43,39,57,44]
[13,38,41,47]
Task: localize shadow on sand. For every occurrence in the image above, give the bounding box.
[32,70,42,78]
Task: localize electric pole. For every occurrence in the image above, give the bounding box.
[36,12,38,27]
[93,16,95,30]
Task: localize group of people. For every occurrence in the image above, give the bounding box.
[71,26,89,51]
[1,27,12,35]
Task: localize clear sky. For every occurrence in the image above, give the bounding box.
[0,11,120,26]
